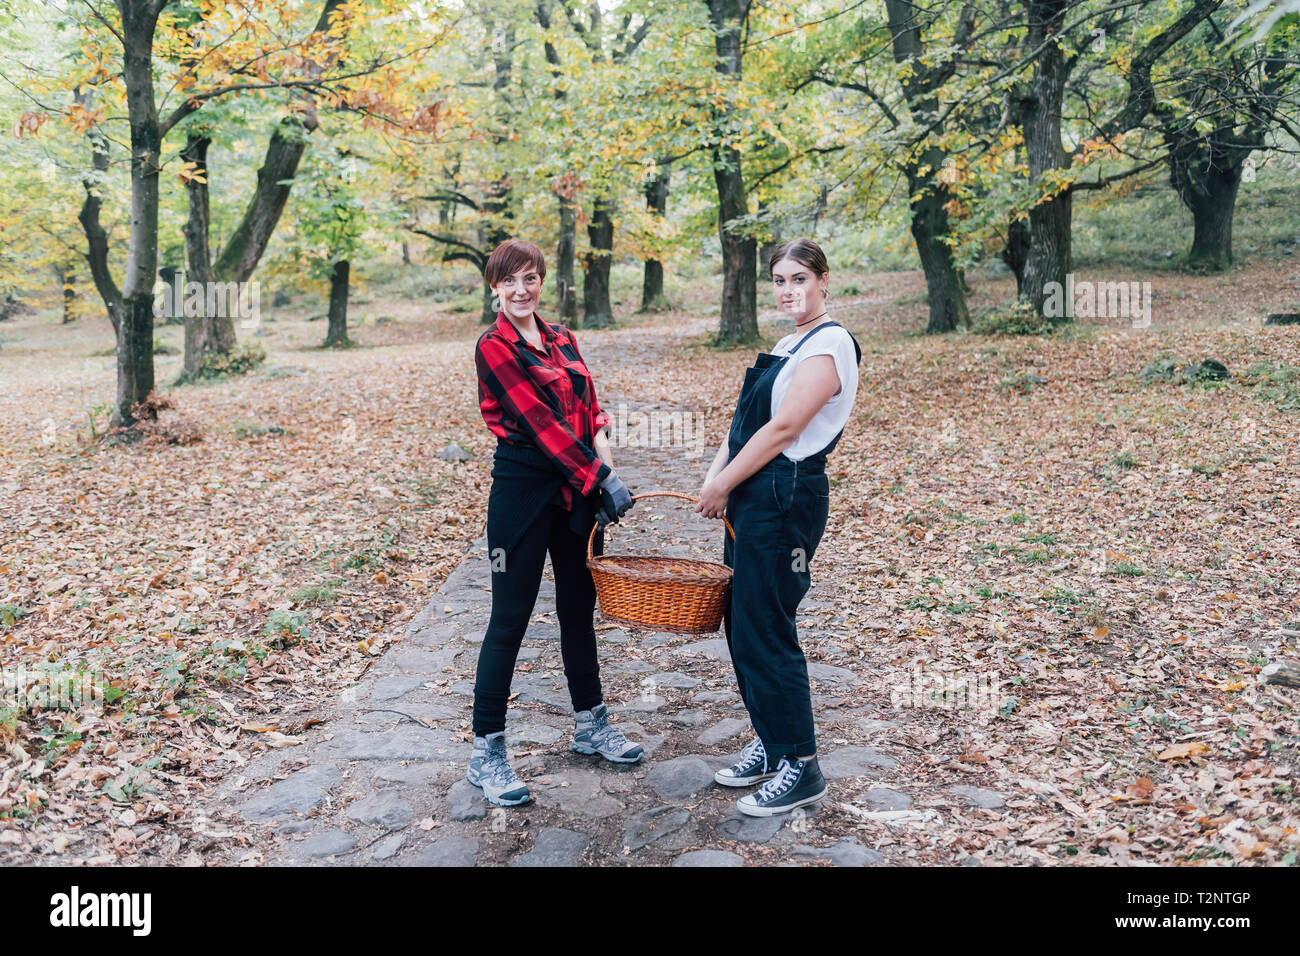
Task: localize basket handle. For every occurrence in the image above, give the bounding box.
[586,491,735,562]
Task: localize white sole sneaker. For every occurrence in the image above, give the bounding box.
[714,768,777,787]
[736,786,827,817]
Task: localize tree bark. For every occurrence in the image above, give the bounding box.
[907,158,970,333]
[884,0,973,333]
[324,260,349,347]
[112,0,166,431]
[1019,0,1072,319]
[641,161,670,311]
[705,0,758,344]
[184,0,343,360]
[1174,142,1244,272]
[556,185,579,322]
[55,264,77,323]
[480,16,516,324]
[181,133,222,378]
[1002,214,1030,294]
[77,96,122,336]
[582,196,614,328]
[212,114,318,287]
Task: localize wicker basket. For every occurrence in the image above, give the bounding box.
[586,491,735,635]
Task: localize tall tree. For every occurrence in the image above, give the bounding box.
[882,1,976,332]
[1156,14,1299,270]
[703,0,757,344]
[640,159,671,311]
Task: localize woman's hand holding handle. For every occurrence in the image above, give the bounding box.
[694,478,729,520]
[597,473,634,525]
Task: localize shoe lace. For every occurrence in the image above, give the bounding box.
[590,714,631,752]
[756,759,800,801]
[482,745,521,787]
[734,737,764,772]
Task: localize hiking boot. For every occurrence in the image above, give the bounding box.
[736,756,827,817]
[714,736,777,787]
[466,731,531,806]
[571,702,644,763]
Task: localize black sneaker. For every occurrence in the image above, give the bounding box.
[714,736,776,787]
[736,756,827,817]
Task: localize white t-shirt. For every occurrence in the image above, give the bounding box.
[770,323,860,461]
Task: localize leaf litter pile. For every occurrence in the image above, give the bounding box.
[1,262,1298,866]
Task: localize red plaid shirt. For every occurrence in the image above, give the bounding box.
[476,311,611,508]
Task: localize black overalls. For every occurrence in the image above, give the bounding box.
[721,321,862,761]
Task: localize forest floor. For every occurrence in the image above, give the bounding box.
[1,260,1298,866]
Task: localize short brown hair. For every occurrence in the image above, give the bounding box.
[768,238,829,279]
[485,239,547,286]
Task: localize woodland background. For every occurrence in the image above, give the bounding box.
[1,0,1299,865]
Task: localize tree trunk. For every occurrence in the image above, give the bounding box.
[324,260,350,347]
[758,234,781,282]
[1170,135,1248,273]
[213,115,317,287]
[479,17,515,324]
[157,266,182,324]
[582,197,614,328]
[181,133,227,379]
[705,0,758,344]
[55,264,77,323]
[113,4,165,431]
[77,98,122,336]
[884,0,972,334]
[1019,0,1072,319]
[1002,215,1030,294]
[556,188,579,322]
[907,159,969,333]
[713,144,758,343]
[641,162,670,311]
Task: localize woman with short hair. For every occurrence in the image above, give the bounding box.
[467,238,642,807]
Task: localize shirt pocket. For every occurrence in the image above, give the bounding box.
[559,358,593,399]
[524,363,566,392]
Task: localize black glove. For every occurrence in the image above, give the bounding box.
[597,473,634,525]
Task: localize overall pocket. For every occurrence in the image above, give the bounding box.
[770,467,796,514]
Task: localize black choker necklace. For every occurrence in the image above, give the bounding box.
[796,311,828,329]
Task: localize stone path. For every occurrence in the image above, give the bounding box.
[210,324,992,866]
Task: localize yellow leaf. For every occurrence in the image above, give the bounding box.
[1157,742,1210,761]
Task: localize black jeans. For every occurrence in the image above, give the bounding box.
[722,456,830,761]
[472,499,604,736]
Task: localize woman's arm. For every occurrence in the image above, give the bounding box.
[704,436,729,485]
[594,426,614,470]
[695,354,839,519]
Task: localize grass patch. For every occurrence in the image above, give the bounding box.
[232,421,289,439]
[972,301,1060,336]
[998,370,1047,394]
[1241,361,1300,411]
[177,342,268,384]
[289,580,342,606]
